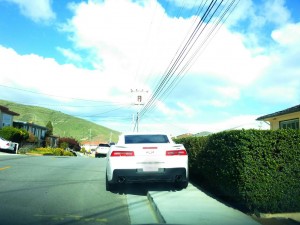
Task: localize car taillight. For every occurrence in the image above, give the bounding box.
[111,151,135,157]
[166,150,187,156]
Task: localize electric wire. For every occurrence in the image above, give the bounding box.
[159,0,239,103]
[139,0,220,119]
[135,0,239,130]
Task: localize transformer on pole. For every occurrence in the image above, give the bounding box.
[131,89,148,132]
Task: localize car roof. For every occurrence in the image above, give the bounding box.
[120,132,170,136]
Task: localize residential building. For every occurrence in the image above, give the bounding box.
[0,105,20,128]
[256,104,300,130]
[81,140,100,151]
[13,121,48,145]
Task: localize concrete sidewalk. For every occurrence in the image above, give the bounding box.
[147,183,260,225]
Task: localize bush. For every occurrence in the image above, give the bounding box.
[175,129,300,213]
[32,147,75,156]
[0,126,29,143]
[17,145,35,154]
[58,137,81,151]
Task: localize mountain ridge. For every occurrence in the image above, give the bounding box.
[0,99,120,143]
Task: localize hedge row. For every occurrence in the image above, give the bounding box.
[175,129,300,213]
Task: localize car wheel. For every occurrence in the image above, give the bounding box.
[106,174,116,192]
[175,181,188,190]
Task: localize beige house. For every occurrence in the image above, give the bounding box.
[257,104,300,130]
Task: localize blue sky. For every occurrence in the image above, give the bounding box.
[0,0,299,136]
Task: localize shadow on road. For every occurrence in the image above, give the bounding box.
[110,182,182,195]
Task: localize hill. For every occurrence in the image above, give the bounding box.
[0,99,120,143]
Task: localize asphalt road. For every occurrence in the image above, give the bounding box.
[0,154,131,225]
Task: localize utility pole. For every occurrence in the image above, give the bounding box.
[131,89,148,132]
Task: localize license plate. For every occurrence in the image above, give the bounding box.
[143,166,159,172]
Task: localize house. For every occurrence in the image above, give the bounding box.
[0,105,20,129]
[13,121,48,145]
[48,135,59,148]
[256,104,300,130]
[81,140,100,152]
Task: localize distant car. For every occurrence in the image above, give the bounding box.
[106,133,188,191]
[95,143,110,158]
[0,137,16,153]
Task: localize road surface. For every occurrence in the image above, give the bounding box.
[0,154,131,225]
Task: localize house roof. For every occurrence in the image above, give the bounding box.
[257,104,300,121]
[81,141,102,146]
[13,121,48,130]
[0,105,20,116]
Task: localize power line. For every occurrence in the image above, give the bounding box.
[139,0,219,119]
[138,0,239,123]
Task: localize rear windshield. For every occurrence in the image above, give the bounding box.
[99,143,110,147]
[124,135,170,144]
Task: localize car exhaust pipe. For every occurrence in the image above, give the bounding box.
[175,175,182,182]
[118,176,126,183]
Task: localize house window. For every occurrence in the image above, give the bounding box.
[279,118,299,130]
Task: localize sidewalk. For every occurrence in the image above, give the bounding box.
[147,183,260,225]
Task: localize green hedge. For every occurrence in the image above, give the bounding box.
[175,129,300,213]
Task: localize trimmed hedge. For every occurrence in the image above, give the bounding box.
[175,129,300,213]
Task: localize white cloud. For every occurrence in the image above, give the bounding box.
[62,0,193,86]
[176,102,195,118]
[271,22,300,46]
[3,0,55,23]
[0,45,125,103]
[56,47,82,62]
[263,0,291,26]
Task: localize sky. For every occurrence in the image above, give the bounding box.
[0,0,299,136]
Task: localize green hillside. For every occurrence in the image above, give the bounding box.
[0,99,120,143]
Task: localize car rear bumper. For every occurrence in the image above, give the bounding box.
[110,168,188,183]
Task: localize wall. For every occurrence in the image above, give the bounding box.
[266,112,300,130]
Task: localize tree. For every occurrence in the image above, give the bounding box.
[45,121,53,137]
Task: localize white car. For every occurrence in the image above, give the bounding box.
[106,133,188,191]
[0,137,16,153]
[95,143,110,158]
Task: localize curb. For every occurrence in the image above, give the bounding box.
[147,192,166,224]
[257,212,300,222]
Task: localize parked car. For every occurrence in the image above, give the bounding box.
[95,143,110,158]
[106,133,188,191]
[0,137,16,153]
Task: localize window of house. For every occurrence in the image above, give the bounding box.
[279,118,299,130]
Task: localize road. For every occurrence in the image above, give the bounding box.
[0,154,132,225]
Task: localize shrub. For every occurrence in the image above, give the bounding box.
[31,147,75,156]
[0,126,29,143]
[58,137,81,151]
[175,129,300,213]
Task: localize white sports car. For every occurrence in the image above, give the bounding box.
[106,133,188,191]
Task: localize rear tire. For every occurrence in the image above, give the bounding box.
[106,174,116,192]
[175,180,188,190]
